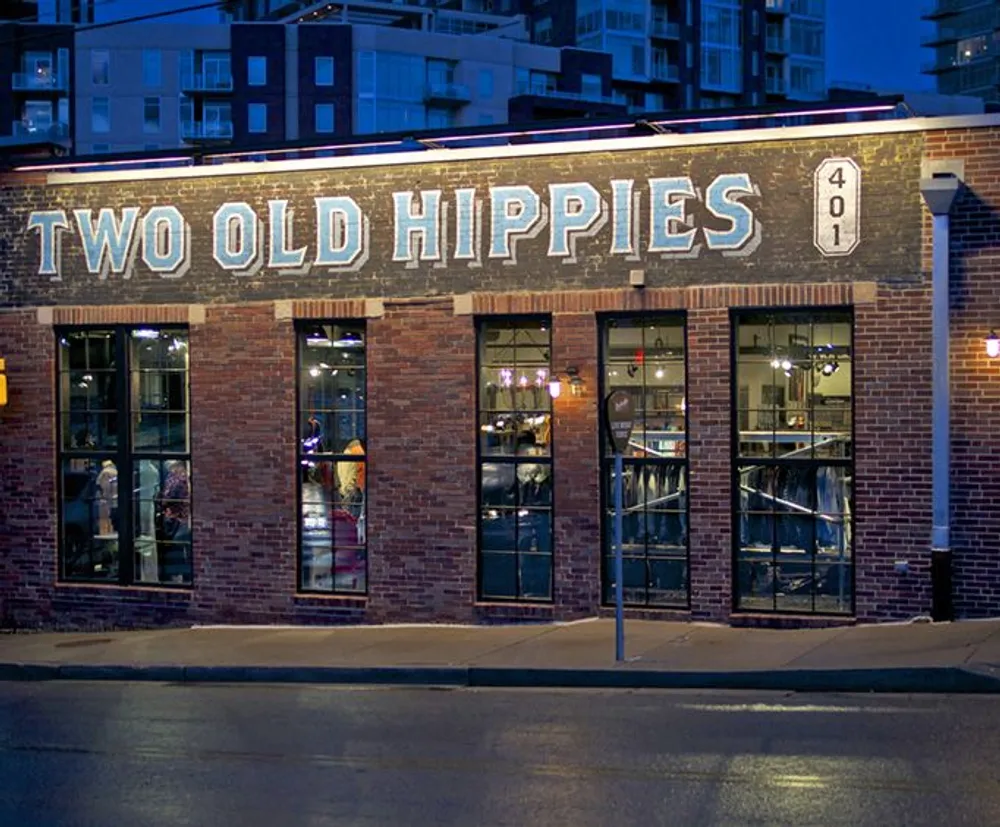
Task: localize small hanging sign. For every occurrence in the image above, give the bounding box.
[605,390,635,454]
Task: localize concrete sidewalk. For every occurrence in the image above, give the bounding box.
[2,617,1000,693]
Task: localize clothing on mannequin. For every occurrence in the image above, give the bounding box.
[336,439,366,499]
[95,460,118,536]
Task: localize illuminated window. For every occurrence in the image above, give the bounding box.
[733,309,853,615]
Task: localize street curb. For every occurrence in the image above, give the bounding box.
[1,662,999,693]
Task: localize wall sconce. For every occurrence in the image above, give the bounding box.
[986,331,1000,359]
[548,366,584,399]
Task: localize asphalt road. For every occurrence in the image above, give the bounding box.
[1,683,999,827]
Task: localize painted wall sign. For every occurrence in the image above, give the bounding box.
[0,134,925,307]
[26,173,768,282]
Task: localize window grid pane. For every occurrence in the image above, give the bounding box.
[601,315,688,608]
[57,327,192,587]
[734,310,853,615]
[298,322,367,594]
[478,319,553,602]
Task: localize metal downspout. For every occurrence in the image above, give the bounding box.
[931,211,952,620]
[921,172,962,622]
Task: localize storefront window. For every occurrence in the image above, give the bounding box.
[477,319,553,601]
[297,323,367,594]
[601,316,688,607]
[734,310,853,614]
[57,328,192,585]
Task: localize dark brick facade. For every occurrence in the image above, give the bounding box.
[1,123,998,629]
[0,133,923,308]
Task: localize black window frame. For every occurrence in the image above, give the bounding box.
[731,307,855,616]
[475,316,555,603]
[295,321,368,596]
[598,312,690,609]
[55,324,193,587]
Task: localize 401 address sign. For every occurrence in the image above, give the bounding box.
[813,157,861,257]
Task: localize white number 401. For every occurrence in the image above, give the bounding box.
[814,157,860,257]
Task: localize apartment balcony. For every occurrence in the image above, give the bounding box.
[765,0,790,15]
[513,81,618,105]
[179,73,234,94]
[11,121,70,140]
[766,35,790,53]
[921,0,966,20]
[766,75,788,94]
[423,82,472,106]
[11,71,69,92]
[650,18,681,39]
[180,120,234,141]
[651,64,681,83]
[922,27,961,47]
[921,52,993,74]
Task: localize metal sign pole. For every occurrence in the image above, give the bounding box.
[614,450,625,663]
[605,389,634,665]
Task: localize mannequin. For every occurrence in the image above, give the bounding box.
[336,439,366,500]
[95,460,118,536]
[336,439,366,542]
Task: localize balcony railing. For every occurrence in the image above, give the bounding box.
[921,0,965,19]
[180,120,234,140]
[12,121,70,139]
[921,52,991,74]
[766,75,788,94]
[513,81,619,105]
[765,0,790,14]
[12,71,68,91]
[651,64,681,83]
[423,82,472,104]
[180,73,234,93]
[650,19,681,39]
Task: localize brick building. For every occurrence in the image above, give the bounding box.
[1,111,999,629]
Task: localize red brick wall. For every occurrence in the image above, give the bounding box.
[927,127,1000,618]
[5,228,998,627]
[0,310,56,626]
[853,287,934,621]
[188,304,297,624]
[365,299,478,623]
[687,307,732,622]
[550,312,601,618]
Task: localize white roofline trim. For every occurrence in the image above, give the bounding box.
[35,112,1000,187]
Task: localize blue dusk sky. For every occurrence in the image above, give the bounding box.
[827,0,934,93]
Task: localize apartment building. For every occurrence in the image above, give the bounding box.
[922,0,999,105]
[2,0,827,157]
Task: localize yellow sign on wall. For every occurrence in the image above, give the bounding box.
[0,358,7,407]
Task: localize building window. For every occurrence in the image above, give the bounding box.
[248,55,267,86]
[426,106,455,129]
[297,323,367,594]
[581,72,603,99]
[478,68,494,99]
[315,56,335,86]
[142,49,161,87]
[91,49,109,86]
[91,97,110,133]
[601,316,688,607]
[143,97,161,133]
[57,328,192,586]
[733,309,853,615]
[477,319,553,602]
[314,102,335,133]
[534,16,552,43]
[248,102,267,133]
